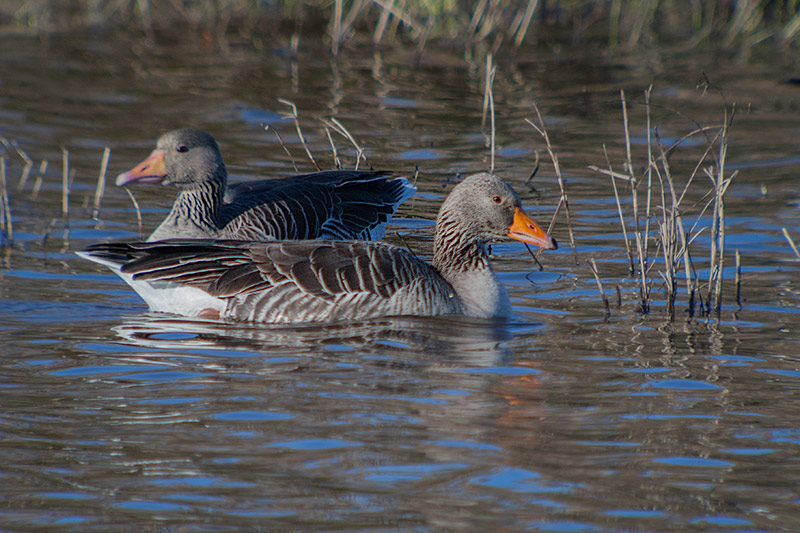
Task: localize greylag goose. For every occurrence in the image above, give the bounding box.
[116,128,415,241]
[80,173,557,323]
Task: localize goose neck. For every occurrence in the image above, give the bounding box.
[179,177,224,213]
[432,217,490,274]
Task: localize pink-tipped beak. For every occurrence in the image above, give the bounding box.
[116,149,168,186]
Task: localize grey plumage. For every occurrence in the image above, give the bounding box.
[81,173,557,323]
[116,129,415,242]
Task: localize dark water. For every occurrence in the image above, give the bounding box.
[2,32,800,530]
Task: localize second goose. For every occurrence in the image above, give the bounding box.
[117,128,415,241]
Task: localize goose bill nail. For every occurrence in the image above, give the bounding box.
[507,207,555,249]
[116,149,168,186]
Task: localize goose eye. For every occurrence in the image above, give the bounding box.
[176,145,189,153]
[491,195,502,204]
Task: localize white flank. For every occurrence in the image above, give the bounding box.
[77,251,226,317]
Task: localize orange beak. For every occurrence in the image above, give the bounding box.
[507,207,558,250]
[116,149,168,186]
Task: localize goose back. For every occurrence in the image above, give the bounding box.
[218,170,414,241]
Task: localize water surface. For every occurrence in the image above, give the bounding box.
[1,32,800,530]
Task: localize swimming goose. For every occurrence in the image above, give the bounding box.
[80,173,557,323]
[116,128,415,241]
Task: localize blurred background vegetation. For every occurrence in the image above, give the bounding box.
[1,0,799,60]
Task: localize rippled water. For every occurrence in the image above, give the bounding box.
[2,32,800,530]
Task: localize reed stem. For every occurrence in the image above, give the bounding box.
[62,148,70,225]
[482,54,496,173]
[263,124,299,173]
[0,157,12,244]
[123,187,143,238]
[278,99,320,171]
[525,105,578,264]
[782,228,800,258]
[93,147,111,220]
[588,258,610,316]
[325,117,369,170]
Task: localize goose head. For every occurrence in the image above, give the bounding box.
[116,128,227,192]
[434,173,557,256]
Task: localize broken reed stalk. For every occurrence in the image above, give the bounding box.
[32,175,43,199]
[92,147,111,220]
[17,161,32,191]
[704,103,736,318]
[278,99,320,171]
[654,127,697,320]
[0,134,33,192]
[324,127,342,169]
[122,187,143,237]
[589,86,739,320]
[620,90,651,312]
[735,249,742,310]
[674,125,726,318]
[782,227,800,258]
[263,124,299,173]
[0,157,12,244]
[525,104,578,265]
[588,258,610,315]
[62,148,70,225]
[325,117,369,170]
[482,53,497,173]
[643,88,654,277]
[599,146,635,275]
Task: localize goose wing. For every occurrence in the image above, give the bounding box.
[220,170,415,241]
[80,240,461,323]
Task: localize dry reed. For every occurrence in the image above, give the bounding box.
[324,127,342,169]
[0,157,12,244]
[511,0,539,50]
[61,148,70,223]
[92,147,111,220]
[482,53,496,174]
[278,99,320,171]
[30,160,47,199]
[0,134,33,183]
[589,86,738,321]
[588,257,610,316]
[122,187,143,237]
[323,117,369,170]
[9,1,800,57]
[782,228,800,259]
[263,124,300,173]
[524,104,578,264]
[735,249,742,311]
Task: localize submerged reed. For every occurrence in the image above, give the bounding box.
[589,86,738,321]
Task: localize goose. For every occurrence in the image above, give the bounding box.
[79,173,557,323]
[116,128,415,241]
